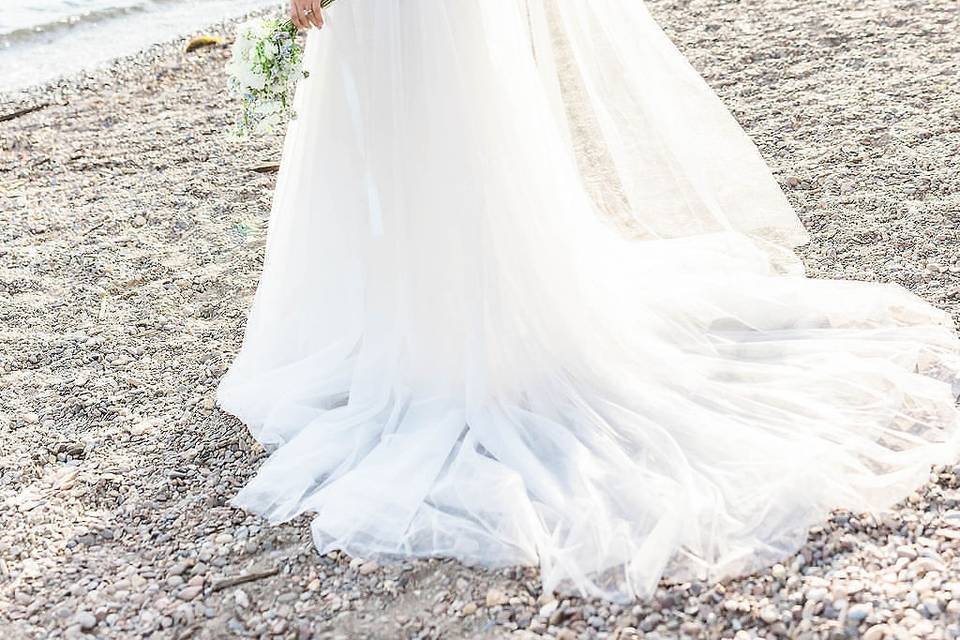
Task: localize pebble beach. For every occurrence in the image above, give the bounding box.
[2,1,960,639]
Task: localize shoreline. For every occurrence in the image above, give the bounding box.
[0,9,271,111]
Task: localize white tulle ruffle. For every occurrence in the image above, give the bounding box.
[218,0,960,600]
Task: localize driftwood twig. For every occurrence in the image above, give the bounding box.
[250,162,280,174]
[0,103,50,123]
[210,567,279,592]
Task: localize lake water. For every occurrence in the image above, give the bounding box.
[0,0,282,92]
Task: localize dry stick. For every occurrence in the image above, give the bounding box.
[176,625,199,640]
[83,219,108,237]
[251,162,280,174]
[0,103,50,123]
[210,566,279,592]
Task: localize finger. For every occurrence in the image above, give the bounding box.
[307,2,323,29]
[293,2,308,30]
[290,3,303,30]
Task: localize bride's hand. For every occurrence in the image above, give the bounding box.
[290,0,324,31]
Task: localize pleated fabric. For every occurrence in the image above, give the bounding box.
[218,0,960,600]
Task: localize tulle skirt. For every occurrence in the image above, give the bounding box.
[217,0,960,600]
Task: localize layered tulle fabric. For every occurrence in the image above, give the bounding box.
[218,0,960,600]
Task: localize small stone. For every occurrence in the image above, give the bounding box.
[911,557,945,575]
[461,602,477,616]
[132,215,147,227]
[640,612,662,632]
[934,528,960,540]
[177,586,202,601]
[921,598,941,617]
[771,563,786,579]
[75,611,96,630]
[842,580,865,596]
[847,603,872,622]
[359,561,379,575]
[130,419,157,436]
[896,545,918,560]
[21,413,39,425]
[806,587,828,603]
[485,588,508,607]
[862,625,890,640]
[213,533,233,544]
[760,605,779,624]
[539,599,558,619]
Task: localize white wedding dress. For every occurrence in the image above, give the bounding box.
[218,0,960,600]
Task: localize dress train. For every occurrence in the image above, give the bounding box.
[218,0,960,599]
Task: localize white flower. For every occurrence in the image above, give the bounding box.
[226,16,307,136]
[242,67,268,91]
[254,100,283,115]
[254,112,284,134]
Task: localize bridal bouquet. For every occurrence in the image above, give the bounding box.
[225,4,336,136]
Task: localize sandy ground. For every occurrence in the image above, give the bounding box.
[2,1,960,638]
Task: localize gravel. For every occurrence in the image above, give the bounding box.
[2,0,959,638]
